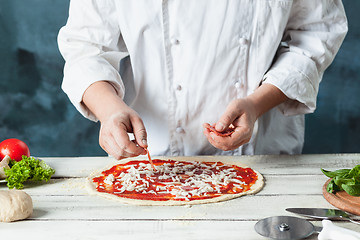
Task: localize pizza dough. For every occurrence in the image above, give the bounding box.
[0,190,33,222]
[87,156,264,206]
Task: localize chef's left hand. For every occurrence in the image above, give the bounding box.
[203,98,257,151]
[204,83,288,151]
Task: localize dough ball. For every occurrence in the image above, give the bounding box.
[0,190,33,222]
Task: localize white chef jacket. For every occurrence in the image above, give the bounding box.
[58,0,347,156]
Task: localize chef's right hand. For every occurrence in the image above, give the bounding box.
[82,81,148,160]
[99,106,147,160]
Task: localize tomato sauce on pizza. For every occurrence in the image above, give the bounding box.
[92,159,259,201]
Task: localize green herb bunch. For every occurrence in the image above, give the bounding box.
[322,165,360,196]
[4,156,55,189]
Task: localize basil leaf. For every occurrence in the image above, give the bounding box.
[326,179,340,193]
[348,165,360,178]
[342,183,360,196]
[326,179,336,193]
[321,168,350,178]
[334,176,354,190]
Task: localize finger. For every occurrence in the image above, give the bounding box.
[205,132,220,147]
[204,130,226,147]
[232,125,252,144]
[203,123,211,135]
[100,137,138,160]
[202,123,211,129]
[130,115,148,150]
[215,102,240,132]
[111,124,145,156]
[206,132,234,151]
[218,125,251,149]
[206,128,250,151]
[131,140,147,156]
[203,127,211,140]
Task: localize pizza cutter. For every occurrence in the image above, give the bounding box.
[254,216,360,240]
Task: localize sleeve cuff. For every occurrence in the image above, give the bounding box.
[262,51,320,116]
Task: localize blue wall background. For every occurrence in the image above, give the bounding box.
[0,0,359,157]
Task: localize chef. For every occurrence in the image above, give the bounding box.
[58,0,347,159]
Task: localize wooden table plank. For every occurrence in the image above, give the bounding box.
[1,154,359,239]
[2,219,359,240]
[28,195,335,220]
[0,220,323,240]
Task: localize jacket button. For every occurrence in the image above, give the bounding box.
[234,81,244,88]
[171,38,180,45]
[175,127,184,133]
[239,37,248,45]
[175,84,182,91]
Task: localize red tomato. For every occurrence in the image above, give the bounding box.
[0,138,30,161]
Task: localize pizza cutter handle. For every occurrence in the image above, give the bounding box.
[318,220,360,240]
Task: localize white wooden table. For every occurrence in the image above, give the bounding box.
[1,154,360,239]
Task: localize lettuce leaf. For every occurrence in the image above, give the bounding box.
[4,156,55,189]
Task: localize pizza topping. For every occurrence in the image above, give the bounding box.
[145,148,155,170]
[92,159,258,201]
[103,174,115,185]
[204,123,235,137]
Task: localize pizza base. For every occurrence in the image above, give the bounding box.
[86,156,264,206]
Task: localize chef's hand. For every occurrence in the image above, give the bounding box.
[99,106,147,160]
[203,83,289,151]
[203,98,257,151]
[82,81,147,160]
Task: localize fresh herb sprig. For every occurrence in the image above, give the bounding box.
[321,165,360,196]
[4,156,55,189]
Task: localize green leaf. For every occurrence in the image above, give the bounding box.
[333,176,354,190]
[348,165,360,178]
[4,161,31,189]
[327,179,341,193]
[321,168,350,178]
[322,164,360,195]
[326,179,334,193]
[342,183,360,196]
[4,156,55,189]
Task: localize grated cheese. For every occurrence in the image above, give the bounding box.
[100,160,252,200]
[103,174,115,185]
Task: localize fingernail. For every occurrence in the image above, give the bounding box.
[216,123,225,132]
[142,139,148,146]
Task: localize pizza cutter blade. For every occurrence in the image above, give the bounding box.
[254,216,316,240]
[255,216,360,239]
